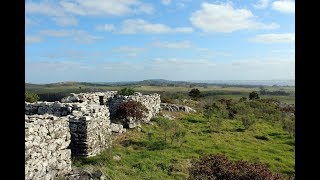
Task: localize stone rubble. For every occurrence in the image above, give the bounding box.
[160,103,196,113]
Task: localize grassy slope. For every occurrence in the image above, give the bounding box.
[73,112,294,179]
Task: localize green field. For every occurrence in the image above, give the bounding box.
[73,112,294,179]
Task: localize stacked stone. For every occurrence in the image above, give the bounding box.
[25,114,72,180]
[160,103,196,113]
[25,101,74,116]
[68,104,112,157]
[61,92,118,104]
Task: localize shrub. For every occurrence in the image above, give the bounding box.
[118,87,135,96]
[249,91,260,100]
[161,96,175,104]
[204,102,229,119]
[239,97,247,102]
[189,88,202,98]
[115,100,148,120]
[281,117,295,137]
[156,117,187,146]
[188,154,282,180]
[25,92,40,102]
[239,115,256,130]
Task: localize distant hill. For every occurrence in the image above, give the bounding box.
[25,79,295,88]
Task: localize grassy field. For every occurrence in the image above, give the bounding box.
[73,111,295,179]
[26,82,295,179]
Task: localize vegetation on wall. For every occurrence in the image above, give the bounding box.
[25,92,40,102]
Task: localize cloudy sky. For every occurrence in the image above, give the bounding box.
[26,0,295,83]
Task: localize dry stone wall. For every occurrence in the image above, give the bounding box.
[68,104,112,157]
[25,91,161,179]
[25,114,72,180]
[61,92,118,104]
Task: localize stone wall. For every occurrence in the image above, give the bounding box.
[25,114,72,180]
[25,91,161,179]
[61,92,118,104]
[68,104,112,157]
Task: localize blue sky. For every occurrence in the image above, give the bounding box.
[25,0,295,83]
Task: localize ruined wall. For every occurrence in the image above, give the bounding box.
[68,104,112,157]
[25,91,161,179]
[61,92,118,104]
[25,114,72,180]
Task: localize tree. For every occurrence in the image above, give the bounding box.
[189,88,201,98]
[118,87,135,96]
[25,92,40,102]
[249,91,259,100]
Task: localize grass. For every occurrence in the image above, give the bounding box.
[72,112,294,179]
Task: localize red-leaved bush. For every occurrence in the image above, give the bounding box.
[188,154,283,180]
[115,100,148,120]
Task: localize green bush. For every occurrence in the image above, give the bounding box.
[25,92,40,102]
[156,117,187,147]
[249,91,260,100]
[239,115,256,130]
[281,117,295,137]
[118,87,135,96]
[189,88,202,99]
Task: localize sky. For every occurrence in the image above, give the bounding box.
[25,0,295,83]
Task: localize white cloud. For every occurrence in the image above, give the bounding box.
[272,0,295,13]
[110,46,145,58]
[52,16,78,26]
[161,0,172,5]
[253,0,270,9]
[252,33,295,43]
[26,56,294,83]
[152,41,191,48]
[190,2,279,33]
[60,0,154,16]
[26,2,65,16]
[119,19,193,34]
[40,30,103,43]
[26,36,43,44]
[96,24,115,32]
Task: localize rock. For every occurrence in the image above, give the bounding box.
[160,103,196,113]
[113,155,121,161]
[162,114,175,120]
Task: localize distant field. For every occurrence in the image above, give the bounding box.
[26,84,295,104]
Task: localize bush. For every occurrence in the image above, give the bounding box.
[281,118,295,137]
[156,117,187,146]
[189,88,202,98]
[115,100,148,120]
[118,87,135,96]
[239,115,256,130]
[25,92,40,102]
[204,102,229,119]
[249,91,260,100]
[188,154,282,180]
